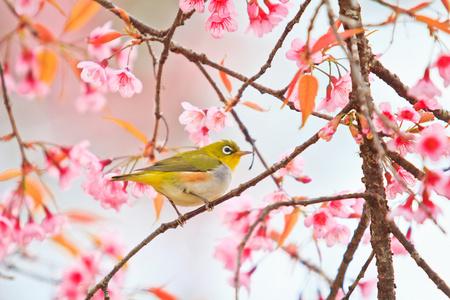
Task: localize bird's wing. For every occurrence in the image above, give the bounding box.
[138,153,222,172]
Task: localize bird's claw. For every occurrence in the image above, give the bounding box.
[205,201,214,211]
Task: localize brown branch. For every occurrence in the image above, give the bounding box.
[327,204,370,300]
[341,251,375,300]
[0,60,29,168]
[371,58,450,123]
[388,221,450,298]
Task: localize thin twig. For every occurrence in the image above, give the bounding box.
[341,251,375,300]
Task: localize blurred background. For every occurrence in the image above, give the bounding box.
[0,0,449,299]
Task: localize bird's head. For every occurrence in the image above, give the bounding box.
[201,140,252,172]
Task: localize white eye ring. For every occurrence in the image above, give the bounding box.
[222,146,233,155]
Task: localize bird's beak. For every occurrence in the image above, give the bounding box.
[237,151,253,156]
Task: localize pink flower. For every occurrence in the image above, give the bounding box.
[407,68,442,100]
[286,38,323,71]
[214,235,252,270]
[316,73,352,112]
[205,106,233,133]
[96,173,131,211]
[304,208,336,238]
[41,210,67,235]
[218,194,258,234]
[327,198,356,218]
[385,167,416,200]
[319,121,338,142]
[20,220,46,245]
[179,102,206,133]
[188,126,211,146]
[264,0,290,26]
[15,0,42,16]
[434,52,450,87]
[131,182,157,200]
[16,72,49,99]
[0,215,13,237]
[246,0,274,37]
[397,106,420,123]
[263,190,292,213]
[278,148,305,178]
[179,0,205,13]
[373,102,396,135]
[414,196,442,224]
[2,63,16,93]
[205,12,238,39]
[87,21,121,61]
[413,97,443,111]
[98,231,126,258]
[209,0,235,17]
[325,224,350,247]
[114,43,138,70]
[75,83,107,113]
[435,172,450,199]
[108,68,143,98]
[416,123,448,161]
[15,48,38,76]
[358,279,377,299]
[229,268,255,293]
[387,195,414,222]
[391,233,409,256]
[77,61,107,88]
[386,132,416,157]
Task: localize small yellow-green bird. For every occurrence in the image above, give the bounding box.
[111,140,252,220]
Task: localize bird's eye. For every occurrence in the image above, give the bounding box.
[222,145,233,155]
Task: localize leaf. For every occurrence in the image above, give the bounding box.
[298,74,318,128]
[220,58,232,93]
[282,69,303,109]
[87,31,123,45]
[277,207,300,248]
[442,0,450,12]
[33,23,57,43]
[63,0,101,32]
[0,169,22,181]
[46,0,66,16]
[415,14,450,34]
[241,101,268,112]
[327,19,341,35]
[407,1,433,13]
[153,193,164,221]
[66,209,103,223]
[24,176,45,207]
[103,117,148,144]
[148,287,178,300]
[51,232,80,256]
[37,48,59,85]
[110,8,131,27]
[311,28,366,54]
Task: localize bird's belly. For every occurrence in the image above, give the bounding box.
[157,164,232,206]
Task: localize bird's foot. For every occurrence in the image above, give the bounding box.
[205,201,214,211]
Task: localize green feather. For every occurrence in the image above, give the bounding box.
[138,151,222,173]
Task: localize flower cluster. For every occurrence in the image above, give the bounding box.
[179,0,290,38]
[304,195,363,247]
[76,22,142,112]
[179,102,233,146]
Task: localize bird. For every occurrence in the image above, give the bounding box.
[110,140,252,223]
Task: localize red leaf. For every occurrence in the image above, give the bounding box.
[442,0,450,12]
[148,287,178,300]
[327,19,341,35]
[282,69,303,109]
[63,0,101,32]
[33,23,57,43]
[241,101,268,112]
[110,8,131,27]
[298,74,318,128]
[277,207,300,248]
[87,31,123,45]
[415,14,450,34]
[219,58,232,93]
[311,28,365,54]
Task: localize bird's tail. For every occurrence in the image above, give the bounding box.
[110,174,134,182]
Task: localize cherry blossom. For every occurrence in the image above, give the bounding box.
[188,126,211,146]
[179,0,205,13]
[386,132,416,157]
[75,83,107,113]
[205,106,233,133]
[15,48,38,76]
[229,268,255,293]
[179,102,206,133]
[41,209,67,235]
[385,167,416,200]
[434,52,450,87]
[416,123,449,161]
[316,73,352,112]
[87,21,121,61]
[387,195,414,222]
[131,182,158,200]
[16,71,49,99]
[20,220,45,245]
[77,61,107,88]
[413,97,443,111]
[414,195,442,224]
[407,68,442,100]
[327,198,356,218]
[263,189,292,213]
[286,38,323,71]
[108,68,143,98]
[277,148,305,178]
[209,0,235,17]
[205,12,238,39]
[214,235,252,270]
[373,102,396,135]
[325,224,350,247]
[304,208,336,238]
[358,279,377,299]
[264,0,290,27]
[218,194,258,234]
[15,0,42,16]
[396,106,420,123]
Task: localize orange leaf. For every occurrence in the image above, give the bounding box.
[51,232,80,256]
[110,8,131,27]
[283,69,303,109]
[66,209,103,223]
[298,74,318,128]
[327,19,341,35]
[220,58,232,93]
[311,28,365,54]
[148,287,178,300]
[277,207,300,248]
[46,0,66,16]
[33,23,57,43]
[241,101,268,112]
[153,193,165,221]
[0,169,22,181]
[63,0,101,32]
[37,48,59,85]
[407,1,432,13]
[415,14,450,34]
[87,31,123,45]
[24,176,45,208]
[103,117,148,144]
[442,0,450,12]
